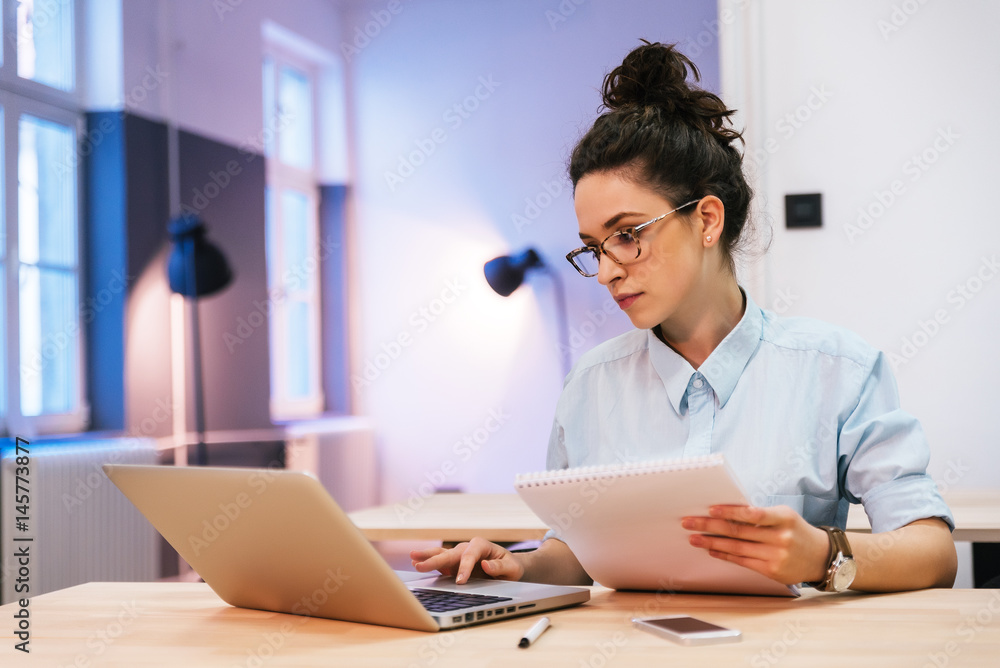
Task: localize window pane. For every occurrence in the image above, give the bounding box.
[0,109,4,420]
[20,266,76,416]
[19,115,76,267]
[17,0,75,92]
[0,268,5,420]
[0,106,4,261]
[277,65,313,170]
[286,300,310,399]
[281,189,309,287]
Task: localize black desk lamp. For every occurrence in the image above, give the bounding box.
[484,248,570,376]
[167,213,233,466]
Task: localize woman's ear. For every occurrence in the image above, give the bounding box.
[696,196,725,247]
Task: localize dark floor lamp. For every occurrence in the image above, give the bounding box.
[484,248,570,377]
[167,213,233,466]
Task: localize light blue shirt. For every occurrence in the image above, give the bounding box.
[547,290,954,534]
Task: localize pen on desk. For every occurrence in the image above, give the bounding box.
[518,616,551,648]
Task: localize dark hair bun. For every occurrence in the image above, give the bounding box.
[602,41,742,145]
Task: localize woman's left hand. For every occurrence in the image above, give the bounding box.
[681,505,831,585]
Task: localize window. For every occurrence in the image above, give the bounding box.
[16,0,75,91]
[262,49,324,418]
[1,0,85,435]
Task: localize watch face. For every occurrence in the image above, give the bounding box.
[832,558,857,591]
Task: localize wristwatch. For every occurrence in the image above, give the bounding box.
[808,526,857,592]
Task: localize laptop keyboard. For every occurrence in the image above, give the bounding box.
[411,588,513,613]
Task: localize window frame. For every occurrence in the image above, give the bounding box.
[262,44,325,419]
[0,0,87,436]
[0,0,84,112]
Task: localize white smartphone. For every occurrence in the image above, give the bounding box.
[632,615,742,645]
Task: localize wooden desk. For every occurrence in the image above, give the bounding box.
[2,582,998,665]
[349,490,1000,544]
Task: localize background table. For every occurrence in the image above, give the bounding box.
[845,489,1000,543]
[349,490,1000,543]
[351,490,1000,585]
[2,582,998,666]
[349,492,550,543]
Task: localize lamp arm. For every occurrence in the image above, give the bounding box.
[539,264,571,378]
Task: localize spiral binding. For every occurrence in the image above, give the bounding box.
[514,453,725,487]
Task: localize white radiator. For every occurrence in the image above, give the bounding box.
[284,416,378,512]
[1,438,158,604]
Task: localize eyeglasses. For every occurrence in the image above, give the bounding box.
[565,199,700,277]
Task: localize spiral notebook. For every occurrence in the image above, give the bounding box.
[514,454,799,597]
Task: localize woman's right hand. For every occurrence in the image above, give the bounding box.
[410,537,525,584]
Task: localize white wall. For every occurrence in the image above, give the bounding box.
[722,0,1000,491]
[346,0,721,502]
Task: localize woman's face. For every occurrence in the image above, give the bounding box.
[573,171,707,332]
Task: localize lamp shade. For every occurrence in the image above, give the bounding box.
[484,248,544,297]
[166,213,233,297]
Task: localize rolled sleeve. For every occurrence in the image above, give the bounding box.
[862,474,954,533]
[839,351,954,533]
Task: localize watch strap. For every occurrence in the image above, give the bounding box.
[824,526,853,559]
[807,526,853,591]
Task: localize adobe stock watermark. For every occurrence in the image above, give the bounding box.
[843,126,959,244]
[213,0,246,21]
[577,632,628,668]
[182,110,295,217]
[340,0,410,62]
[351,277,468,390]
[67,600,144,668]
[384,76,501,192]
[223,234,341,353]
[56,64,169,180]
[236,568,351,667]
[922,590,1000,668]
[186,462,284,557]
[935,459,971,497]
[771,288,799,315]
[62,399,176,512]
[21,269,133,381]
[394,408,511,522]
[746,84,834,174]
[878,0,932,41]
[888,253,998,371]
[238,110,294,165]
[238,621,297,668]
[539,451,632,535]
[677,1,752,59]
[557,298,618,358]
[862,459,968,570]
[511,176,568,233]
[749,417,838,508]
[750,621,807,667]
[6,0,67,39]
[406,629,469,668]
[545,0,588,31]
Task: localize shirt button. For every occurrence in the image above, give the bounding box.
[693,378,704,389]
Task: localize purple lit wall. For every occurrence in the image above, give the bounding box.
[346,0,720,500]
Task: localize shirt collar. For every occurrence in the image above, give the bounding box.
[647,288,764,414]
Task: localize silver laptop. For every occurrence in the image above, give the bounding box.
[104,464,589,631]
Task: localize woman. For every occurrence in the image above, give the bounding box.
[412,42,956,592]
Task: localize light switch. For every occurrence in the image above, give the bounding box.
[785,193,822,228]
